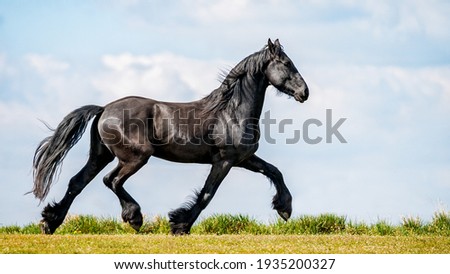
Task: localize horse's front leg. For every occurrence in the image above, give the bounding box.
[238,154,292,221]
[169,160,233,235]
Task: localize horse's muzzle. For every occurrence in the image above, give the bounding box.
[294,85,309,103]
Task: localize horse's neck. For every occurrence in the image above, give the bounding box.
[229,72,268,120]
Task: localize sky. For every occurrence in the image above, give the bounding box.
[0,0,449,226]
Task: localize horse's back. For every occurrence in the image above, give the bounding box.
[98,96,214,163]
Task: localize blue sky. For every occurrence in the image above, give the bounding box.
[0,0,449,226]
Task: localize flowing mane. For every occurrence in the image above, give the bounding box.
[201,47,271,114]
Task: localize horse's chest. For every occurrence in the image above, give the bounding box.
[207,117,259,160]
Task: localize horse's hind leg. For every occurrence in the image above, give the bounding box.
[238,154,292,221]
[103,155,150,232]
[40,137,114,234]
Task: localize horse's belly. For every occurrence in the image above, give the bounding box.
[152,144,212,164]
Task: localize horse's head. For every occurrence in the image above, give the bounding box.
[265,39,309,103]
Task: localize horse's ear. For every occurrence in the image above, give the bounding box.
[268,38,280,57]
[268,38,275,52]
[274,39,281,47]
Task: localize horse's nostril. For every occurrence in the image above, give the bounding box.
[303,86,309,100]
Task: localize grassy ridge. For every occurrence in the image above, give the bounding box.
[2,211,449,236]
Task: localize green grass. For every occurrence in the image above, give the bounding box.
[1,212,449,254]
[2,211,449,236]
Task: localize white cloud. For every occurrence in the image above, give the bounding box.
[362,0,450,39]
[14,54,102,120]
[93,52,226,102]
[25,54,70,75]
[186,0,252,23]
[104,0,449,68]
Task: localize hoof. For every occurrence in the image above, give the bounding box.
[277,211,291,221]
[168,208,192,235]
[122,205,143,232]
[128,216,143,232]
[40,220,54,234]
[40,203,65,234]
[273,193,292,221]
[170,222,191,235]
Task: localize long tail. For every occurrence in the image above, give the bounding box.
[32,105,104,201]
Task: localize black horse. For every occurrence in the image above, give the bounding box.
[32,39,309,235]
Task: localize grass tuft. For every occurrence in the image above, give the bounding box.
[269,214,346,234]
[373,220,395,236]
[56,215,130,234]
[140,215,171,234]
[428,210,450,236]
[401,216,424,235]
[192,214,265,235]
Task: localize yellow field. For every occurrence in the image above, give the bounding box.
[1,234,449,254]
